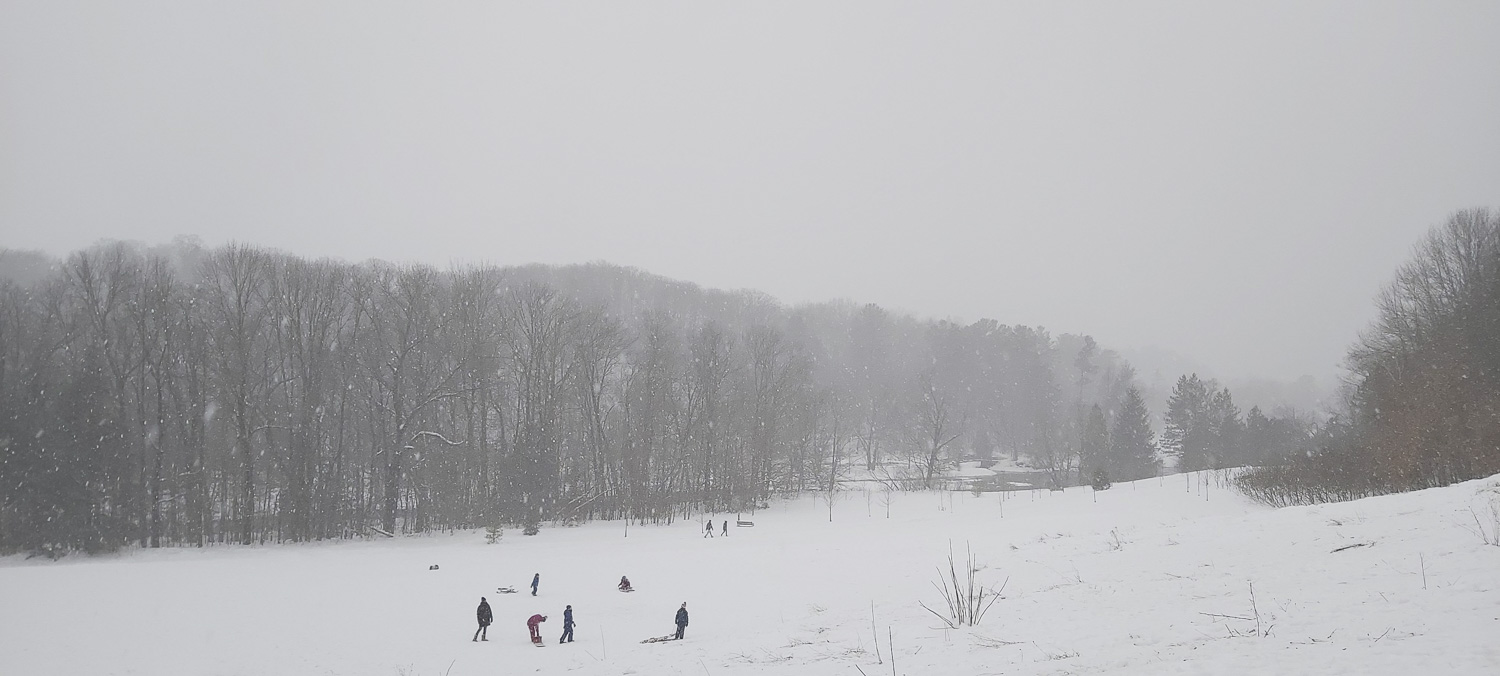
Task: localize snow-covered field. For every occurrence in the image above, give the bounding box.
[3,472,1498,675]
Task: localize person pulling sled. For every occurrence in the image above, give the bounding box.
[641,602,691,644]
[674,602,689,640]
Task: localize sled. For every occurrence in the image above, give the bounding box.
[640,634,678,644]
[495,587,518,594]
[618,588,635,593]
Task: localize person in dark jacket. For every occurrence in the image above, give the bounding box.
[703,521,714,538]
[674,602,689,640]
[559,604,576,643]
[531,573,540,596]
[721,520,728,536]
[473,597,492,641]
[618,575,633,592]
[527,614,547,645]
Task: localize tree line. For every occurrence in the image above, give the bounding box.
[0,239,1304,555]
[1236,208,1500,506]
[1161,373,1312,474]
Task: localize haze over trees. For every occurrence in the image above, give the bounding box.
[1,240,1193,554]
[16,212,1448,555]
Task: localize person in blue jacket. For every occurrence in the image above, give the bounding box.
[531,573,540,596]
[560,604,576,643]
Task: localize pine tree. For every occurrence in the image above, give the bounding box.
[1243,406,1271,466]
[1080,404,1109,483]
[1109,387,1157,480]
[1205,388,1243,468]
[1163,374,1210,472]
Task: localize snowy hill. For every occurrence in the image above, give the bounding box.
[2,472,1497,675]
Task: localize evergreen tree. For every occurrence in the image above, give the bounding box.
[1080,404,1109,483]
[1242,406,1312,466]
[1109,387,1158,480]
[1242,405,1272,466]
[1205,388,1243,468]
[1162,374,1210,472]
[1090,466,1112,491]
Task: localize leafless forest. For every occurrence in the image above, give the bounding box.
[0,240,1160,553]
[4,208,1495,555]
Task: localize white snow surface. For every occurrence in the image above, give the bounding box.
[3,472,1498,675]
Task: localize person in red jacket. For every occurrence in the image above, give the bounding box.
[526,614,548,645]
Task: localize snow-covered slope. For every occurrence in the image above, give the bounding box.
[2,472,1496,675]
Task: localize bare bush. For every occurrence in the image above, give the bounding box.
[1239,210,1500,508]
[1467,492,1500,546]
[919,542,1006,628]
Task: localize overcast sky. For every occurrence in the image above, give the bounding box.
[3,2,1498,381]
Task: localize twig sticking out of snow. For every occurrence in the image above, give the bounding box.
[1199,612,1254,622]
[888,627,895,676]
[1468,496,1500,546]
[970,634,1024,648]
[1203,582,1273,638]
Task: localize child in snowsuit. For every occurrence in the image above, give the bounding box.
[473,597,492,641]
[531,573,540,596]
[618,576,633,592]
[674,602,689,640]
[560,605,576,643]
[527,614,547,645]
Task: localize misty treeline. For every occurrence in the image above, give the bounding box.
[1237,208,1500,506]
[0,240,1304,555]
[1160,373,1311,474]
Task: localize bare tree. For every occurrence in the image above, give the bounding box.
[203,244,269,545]
[918,373,962,489]
[503,282,580,529]
[361,264,465,533]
